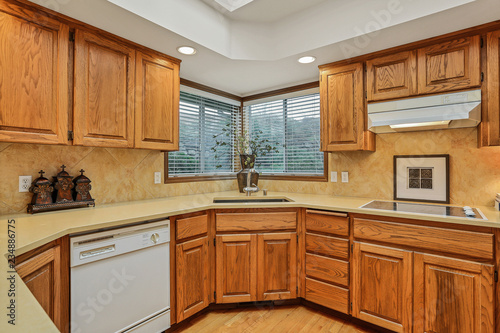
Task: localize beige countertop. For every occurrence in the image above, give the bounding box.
[1,190,500,332]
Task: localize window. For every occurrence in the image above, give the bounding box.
[167,91,240,181]
[245,93,325,179]
[167,88,326,182]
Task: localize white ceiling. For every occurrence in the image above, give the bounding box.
[28,0,500,97]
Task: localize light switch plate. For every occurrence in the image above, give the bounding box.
[19,175,32,192]
[341,172,349,183]
[330,171,337,182]
[154,172,161,184]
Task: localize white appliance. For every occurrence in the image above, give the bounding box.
[367,89,481,133]
[70,220,170,333]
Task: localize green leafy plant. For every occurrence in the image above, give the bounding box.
[211,124,281,169]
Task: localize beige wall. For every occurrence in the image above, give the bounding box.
[1,128,499,216]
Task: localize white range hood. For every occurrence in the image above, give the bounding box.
[367,89,481,134]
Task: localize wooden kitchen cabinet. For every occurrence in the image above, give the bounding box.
[417,36,481,94]
[482,30,500,146]
[16,238,69,333]
[216,234,257,303]
[0,2,69,145]
[73,29,135,148]
[352,242,413,333]
[175,236,210,322]
[319,62,374,151]
[414,253,495,333]
[366,50,418,101]
[135,50,180,150]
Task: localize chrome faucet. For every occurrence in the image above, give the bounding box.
[243,168,260,196]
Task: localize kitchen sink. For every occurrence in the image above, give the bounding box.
[213,197,293,203]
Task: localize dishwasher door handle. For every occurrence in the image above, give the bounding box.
[79,245,116,260]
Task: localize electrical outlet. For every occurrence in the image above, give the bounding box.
[341,171,349,183]
[19,175,32,192]
[154,172,162,184]
[330,171,337,182]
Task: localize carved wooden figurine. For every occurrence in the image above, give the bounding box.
[53,165,74,203]
[29,170,54,205]
[73,169,93,201]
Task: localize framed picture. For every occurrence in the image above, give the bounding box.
[393,155,449,204]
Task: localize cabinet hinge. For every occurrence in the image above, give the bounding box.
[480,37,484,48]
[69,31,75,42]
[213,237,216,246]
[68,130,74,141]
[350,302,353,311]
[365,91,367,99]
[351,243,353,253]
[214,291,216,299]
[495,271,498,283]
[481,72,484,82]
[296,286,298,293]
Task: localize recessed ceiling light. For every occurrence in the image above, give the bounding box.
[177,46,197,55]
[298,56,316,64]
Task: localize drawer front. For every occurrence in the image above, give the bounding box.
[216,212,296,232]
[305,278,349,314]
[306,253,348,287]
[176,214,208,240]
[353,218,494,260]
[305,233,349,260]
[305,210,348,236]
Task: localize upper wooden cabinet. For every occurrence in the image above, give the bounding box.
[483,30,500,146]
[417,36,481,94]
[414,253,494,333]
[352,242,413,333]
[135,51,180,150]
[319,62,374,151]
[0,3,69,145]
[366,51,417,101]
[73,29,135,148]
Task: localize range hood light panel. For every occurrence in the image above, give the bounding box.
[214,0,254,12]
[389,120,451,130]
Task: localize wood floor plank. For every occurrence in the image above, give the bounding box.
[170,305,377,333]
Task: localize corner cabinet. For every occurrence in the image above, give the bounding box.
[73,29,136,148]
[16,237,69,333]
[319,62,375,151]
[135,51,180,150]
[0,2,69,145]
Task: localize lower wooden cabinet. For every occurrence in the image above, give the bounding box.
[16,238,69,333]
[216,232,297,303]
[352,242,413,333]
[175,236,210,322]
[414,253,495,333]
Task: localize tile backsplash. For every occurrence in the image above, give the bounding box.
[1,128,499,216]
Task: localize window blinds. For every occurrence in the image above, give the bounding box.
[168,91,240,177]
[246,93,324,175]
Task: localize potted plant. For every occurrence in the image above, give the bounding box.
[212,126,280,192]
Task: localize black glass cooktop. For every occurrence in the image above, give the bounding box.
[360,200,487,220]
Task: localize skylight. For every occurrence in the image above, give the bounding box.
[214,0,254,12]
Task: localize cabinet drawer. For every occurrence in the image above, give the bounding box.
[216,212,296,232]
[305,210,348,236]
[305,278,349,314]
[353,218,494,260]
[305,233,349,260]
[176,214,208,240]
[306,253,348,287]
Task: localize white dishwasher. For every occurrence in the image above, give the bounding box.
[70,220,170,333]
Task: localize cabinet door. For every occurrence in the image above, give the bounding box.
[414,253,494,333]
[74,29,135,148]
[417,36,481,94]
[352,242,413,333]
[320,62,374,151]
[135,51,180,150]
[0,3,68,144]
[366,51,417,101]
[257,233,297,301]
[216,234,257,303]
[16,245,65,332]
[484,30,500,146]
[176,236,209,322]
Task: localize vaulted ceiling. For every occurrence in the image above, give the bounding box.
[29,0,500,96]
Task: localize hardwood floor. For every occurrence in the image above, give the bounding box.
[169,305,379,333]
